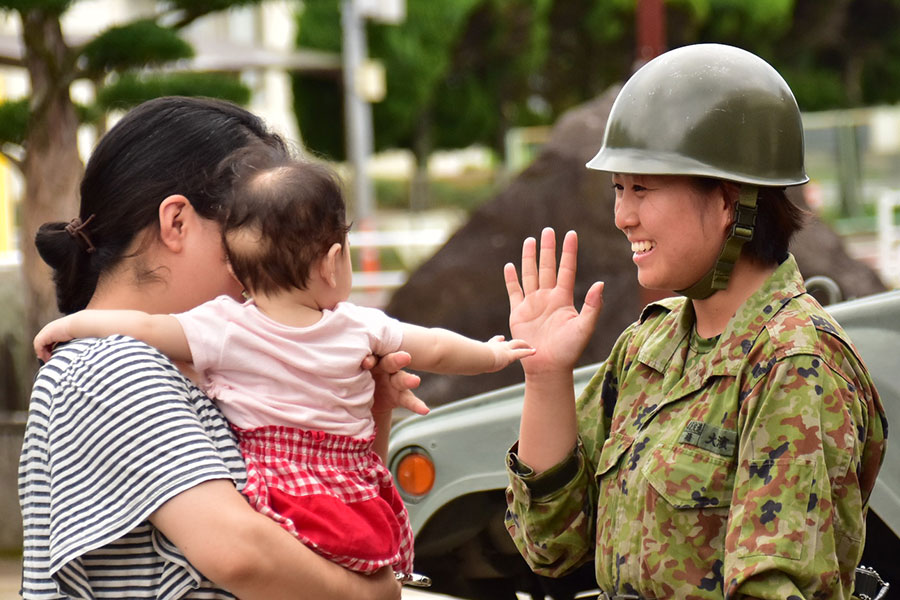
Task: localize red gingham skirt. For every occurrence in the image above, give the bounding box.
[234,425,414,574]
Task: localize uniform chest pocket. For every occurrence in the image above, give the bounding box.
[641,443,735,509]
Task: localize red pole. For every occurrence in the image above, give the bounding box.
[636,0,667,307]
[636,0,666,64]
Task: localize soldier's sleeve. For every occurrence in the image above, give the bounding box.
[504,437,596,577]
[504,326,630,577]
[724,351,876,599]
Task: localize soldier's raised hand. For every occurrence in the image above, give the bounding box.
[504,228,604,375]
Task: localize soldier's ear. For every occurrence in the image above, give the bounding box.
[718,182,739,236]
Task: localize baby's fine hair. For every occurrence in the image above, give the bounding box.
[217,145,350,295]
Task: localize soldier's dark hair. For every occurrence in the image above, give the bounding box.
[34,96,287,314]
[217,147,350,295]
[695,178,807,265]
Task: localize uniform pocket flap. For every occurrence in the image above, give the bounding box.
[594,432,634,479]
[642,443,735,509]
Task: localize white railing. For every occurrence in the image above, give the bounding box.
[348,226,451,307]
[349,227,449,290]
[878,191,900,288]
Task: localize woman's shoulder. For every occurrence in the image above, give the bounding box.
[28,335,238,467]
[756,294,870,385]
[33,335,206,415]
[39,334,184,381]
[763,294,853,355]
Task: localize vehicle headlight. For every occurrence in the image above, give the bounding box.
[392,446,435,498]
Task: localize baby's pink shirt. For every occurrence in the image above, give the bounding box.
[173,296,403,438]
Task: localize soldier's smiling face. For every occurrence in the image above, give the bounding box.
[612,174,732,291]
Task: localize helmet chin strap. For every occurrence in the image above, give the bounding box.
[677,185,759,300]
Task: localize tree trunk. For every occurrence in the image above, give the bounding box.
[410,109,432,211]
[844,52,864,106]
[493,100,511,185]
[20,9,82,374]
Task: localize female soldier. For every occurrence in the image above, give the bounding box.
[504,44,887,599]
[19,96,424,599]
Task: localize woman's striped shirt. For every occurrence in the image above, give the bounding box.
[18,336,247,599]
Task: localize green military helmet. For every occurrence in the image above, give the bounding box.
[586,43,808,186]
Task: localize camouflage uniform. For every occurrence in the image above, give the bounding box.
[506,255,887,599]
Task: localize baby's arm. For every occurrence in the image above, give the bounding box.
[34,309,191,363]
[400,323,534,375]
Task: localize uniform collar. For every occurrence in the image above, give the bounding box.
[637,254,807,377]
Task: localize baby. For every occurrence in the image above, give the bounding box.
[34,146,533,578]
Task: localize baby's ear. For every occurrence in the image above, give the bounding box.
[224,259,248,297]
[319,242,344,288]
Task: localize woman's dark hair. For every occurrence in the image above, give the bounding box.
[34,96,288,314]
[216,146,349,295]
[696,178,808,264]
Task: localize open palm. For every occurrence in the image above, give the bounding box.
[505,228,604,375]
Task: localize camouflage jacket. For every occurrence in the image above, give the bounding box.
[506,255,887,599]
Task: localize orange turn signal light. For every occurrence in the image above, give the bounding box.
[395,449,435,497]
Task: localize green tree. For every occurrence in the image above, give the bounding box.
[294,0,554,206]
[771,0,900,109]
[294,0,900,209]
[294,0,481,162]
[532,0,634,116]
[430,0,553,159]
[0,0,256,404]
[667,0,900,110]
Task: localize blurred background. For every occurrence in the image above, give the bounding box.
[1,0,900,587]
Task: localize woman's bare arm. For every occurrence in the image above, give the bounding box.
[150,479,401,600]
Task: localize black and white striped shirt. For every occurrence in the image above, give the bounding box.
[19,336,247,599]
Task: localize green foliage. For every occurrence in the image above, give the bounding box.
[293,0,344,160]
[96,72,251,111]
[537,0,634,115]
[0,0,73,14]
[293,0,483,160]
[295,0,342,51]
[292,0,900,168]
[668,0,711,22]
[0,99,29,146]
[585,0,633,44]
[374,174,497,213]
[780,65,847,111]
[691,0,794,50]
[292,74,345,160]
[164,0,259,11]
[81,19,194,75]
[162,0,264,22]
[431,0,553,153]
[862,39,900,106]
[369,0,482,151]
[854,0,900,106]
[74,101,104,125]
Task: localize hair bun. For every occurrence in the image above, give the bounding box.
[34,221,100,313]
[34,222,83,271]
